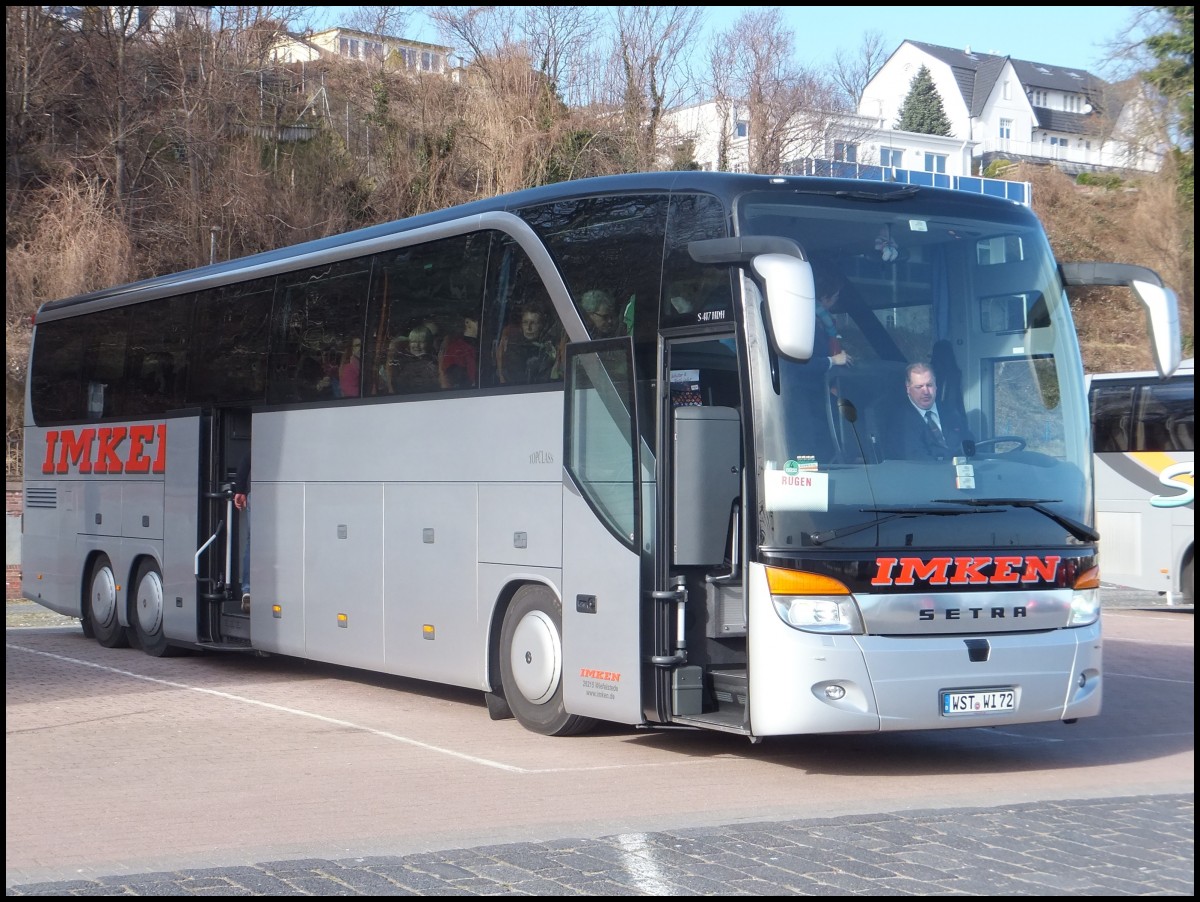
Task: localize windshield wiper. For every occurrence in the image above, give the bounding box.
[809,506,1000,546]
[932,498,1100,543]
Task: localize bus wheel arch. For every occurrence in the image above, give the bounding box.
[1183,547,1194,604]
[497,583,595,736]
[128,556,179,657]
[85,553,128,648]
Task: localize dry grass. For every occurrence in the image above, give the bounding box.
[1023,162,1194,373]
[5,177,132,446]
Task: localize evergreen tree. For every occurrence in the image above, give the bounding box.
[896,65,953,136]
[1142,6,1193,207]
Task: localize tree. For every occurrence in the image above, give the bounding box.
[608,6,706,171]
[831,29,889,108]
[707,8,851,175]
[1142,5,1194,207]
[896,65,952,136]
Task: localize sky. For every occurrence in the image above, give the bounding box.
[704,6,1141,76]
[308,6,1144,78]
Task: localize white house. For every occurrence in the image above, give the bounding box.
[666,99,977,179]
[859,41,1163,174]
[271,27,454,76]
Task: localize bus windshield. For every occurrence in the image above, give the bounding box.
[739,189,1091,551]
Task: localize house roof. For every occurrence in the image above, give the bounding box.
[905,40,1107,119]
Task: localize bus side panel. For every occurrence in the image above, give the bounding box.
[249,480,306,655]
[560,484,644,726]
[383,482,480,686]
[302,482,385,670]
[162,417,201,644]
[21,462,81,618]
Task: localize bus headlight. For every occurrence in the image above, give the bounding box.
[765,567,864,635]
[1069,566,1100,626]
[1068,588,1100,626]
[771,595,865,634]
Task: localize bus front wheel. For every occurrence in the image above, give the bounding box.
[131,560,178,657]
[499,585,595,737]
[87,555,128,649]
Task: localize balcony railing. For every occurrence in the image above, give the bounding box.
[787,159,1032,206]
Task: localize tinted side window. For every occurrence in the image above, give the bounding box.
[1090,382,1135,453]
[480,233,560,389]
[1137,379,1194,452]
[518,194,669,340]
[366,233,489,396]
[189,280,274,405]
[115,294,194,417]
[31,316,89,423]
[662,193,732,328]
[267,262,371,403]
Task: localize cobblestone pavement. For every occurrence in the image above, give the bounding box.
[5,794,1193,896]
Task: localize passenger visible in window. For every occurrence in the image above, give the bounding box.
[296,354,334,399]
[499,306,557,384]
[580,289,618,338]
[381,327,440,394]
[338,337,362,398]
[440,313,479,389]
[813,268,852,366]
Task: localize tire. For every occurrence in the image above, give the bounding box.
[1183,555,1194,605]
[498,585,595,736]
[88,555,128,649]
[131,559,179,657]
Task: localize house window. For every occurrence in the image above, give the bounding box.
[834,142,858,163]
[1050,137,1069,148]
[1031,89,1047,107]
[398,47,417,69]
[880,147,903,168]
[999,118,1013,140]
[924,153,947,174]
[1003,80,1011,101]
[735,120,749,139]
[421,50,440,72]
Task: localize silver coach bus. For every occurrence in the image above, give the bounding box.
[23,172,1181,738]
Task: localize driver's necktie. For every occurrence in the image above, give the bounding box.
[926,410,946,448]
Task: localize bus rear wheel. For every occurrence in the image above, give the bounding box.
[88,555,128,649]
[499,585,595,737]
[131,560,178,657]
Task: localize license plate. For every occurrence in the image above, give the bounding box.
[941,688,1015,716]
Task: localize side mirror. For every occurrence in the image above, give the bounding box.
[752,253,816,361]
[687,236,816,362]
[1061,262,1182,378]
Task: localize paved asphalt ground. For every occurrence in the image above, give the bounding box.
[6,587,1192,896]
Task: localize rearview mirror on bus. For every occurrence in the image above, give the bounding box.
[687,236,815,362]
[751,253,816,361]
[1061,262,1182,378]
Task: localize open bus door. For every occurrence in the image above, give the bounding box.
[559,339,647,726]
[192,407,252,647]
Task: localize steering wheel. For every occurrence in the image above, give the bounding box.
[973,435,1027,454]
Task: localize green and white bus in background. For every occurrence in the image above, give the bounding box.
[1088,357,1194,603]
[22,172,1181,738]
